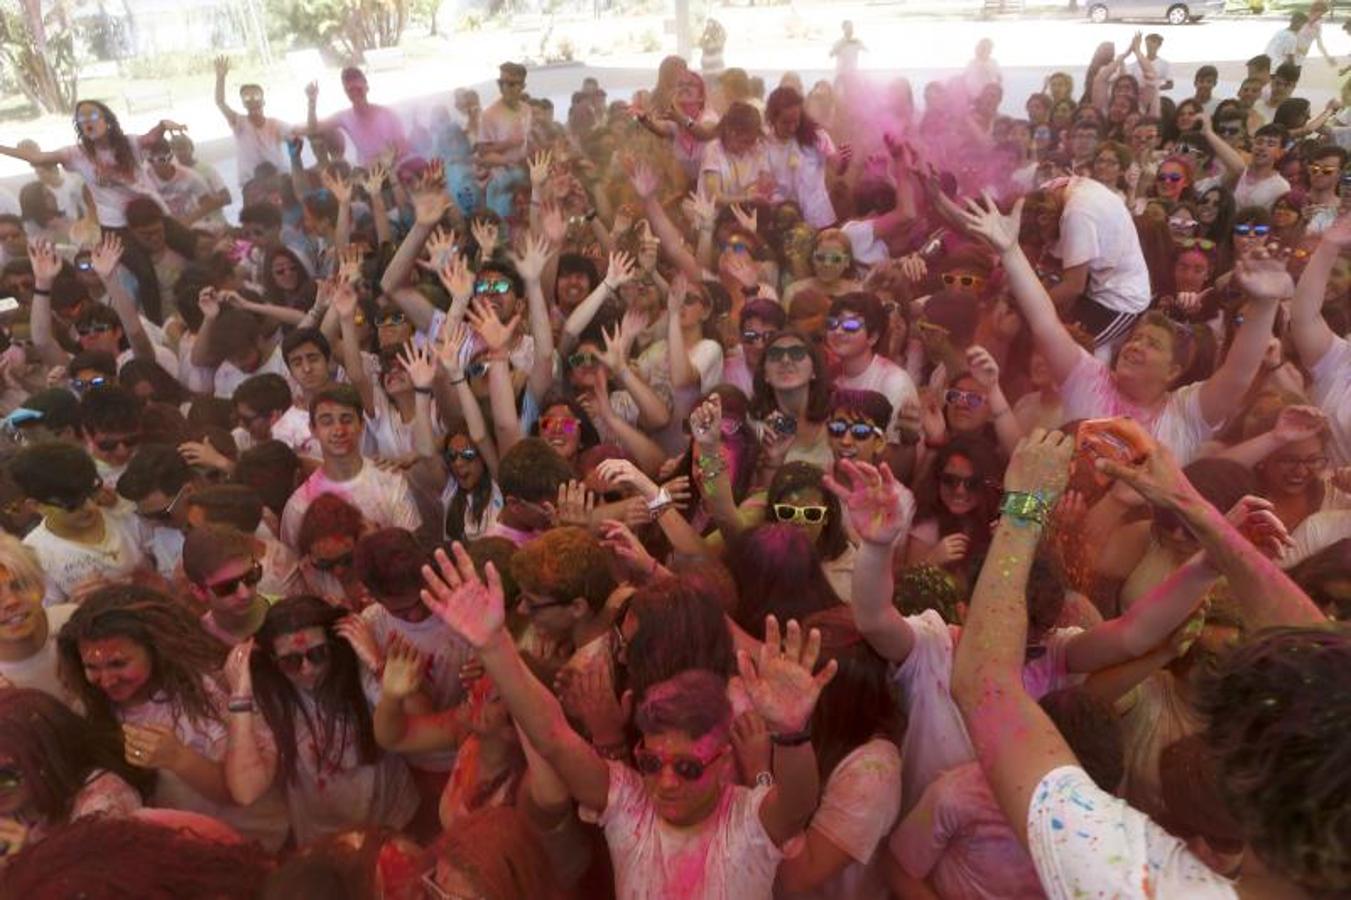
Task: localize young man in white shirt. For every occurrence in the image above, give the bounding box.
[1204,120,1291,213]
[1129,33,1172,91]
[11,442,146,607]
[280,383,422,548]
[213,55,292,184]
[419,544,837,900]
[477,62,532,174]
[144,138,223,229]
[826,293,918,448]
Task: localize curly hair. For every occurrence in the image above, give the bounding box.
[1196,624,1351,893]
[57,584,228,731]
[73,100,138,178]
[508,525,615,615]
[251,595,379,786]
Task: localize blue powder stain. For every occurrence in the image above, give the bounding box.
[1051,818,1064,830]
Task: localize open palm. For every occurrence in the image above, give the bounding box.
[823,460,915,547]
[421,544,506,649]
[737,616,837,734]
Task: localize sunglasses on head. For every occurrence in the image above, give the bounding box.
[826,315,865,334]
[826,419,883,441]
[275,642,331,673]
[71,375,110,393]
[765,344,809,364]
[374,311,407,327]
[310,551,353,571]
[76,322,116,337]
[720,239,752,255]
[940,472,984,491]
[634,745,727,781]
[567,351,601,369]
[444,446,480,463]
[741,328,772,345]
[206,561,263,597]
[1156,171,1185,183]
[75,258,93,271]
[1234,223,1271,237]
[941,273,985,288]
[944,388,986,409]
[772,503,828,525]
[94,432,140,453]
[474,278,512,295]
[148,153,174,165]
[812,251,848,265]
[540,415,579,435]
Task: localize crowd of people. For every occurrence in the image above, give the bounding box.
[0,6,1347,898]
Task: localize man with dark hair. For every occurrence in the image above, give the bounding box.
[508,525,616,659]
[478,61,532,173]
[303,65,408,165]
[234,440,304,519]
[489,437,574,546]
[555,252,599,315]
[1067,120,1102,174]
[1203,118,1289,212]
[0,213,28,266]
[825,388,893,478]
[143,137,219,227]
[1191,64,1219,114]
[1261,61,1302,120]
[1129,34,1171,91]
[192,288,286,401]
[184,482,265,533]
[124,195,189,301]
[828,293,917,449]
[117,442,212,578]
[184,523,290,645]
[724,297,786,396]
[11,441,146,605]
[232,373,296,452]
[79,385,144,484]
[1304,143,1347,234]
[5,389,82,446]
[279,383,421,547]
[213,54,294,183]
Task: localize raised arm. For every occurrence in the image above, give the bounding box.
[468,300,525,455]
[631,161,704,282]
[950,430,1081,847]
[604,308,671,432]
[1213,405,1328,469]
[91,234,155,362]
[373,636,468,754]
[822,460,918,664]
[222,640,279,806]
[330,277,377,417]
[422,544,611,812]
[0,142,64,167]
[1289,216,1348,368]
[1197,249,1286,424]
[1097,449,1325,631]
[966,346,1024,454]
[1198,115,1246,179]
[562,250,635,348]
[25,241,72,367]
[510,232,556,403]
[213,56,239,126]
[665,274,700,390]
[944,192,1087,383]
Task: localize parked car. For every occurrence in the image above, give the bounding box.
[1085,0,1225,24]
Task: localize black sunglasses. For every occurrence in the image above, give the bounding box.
[276,643,331,673]
[765,344,809,363]
[0,766,22,791]
[206,561,263,597]
[75,322,116,337]
[826,419,883,441]
[444,446,480,463]
[939,473,985,491]
[94,433,140,453]
[310,551,354,571]
[633,746,724,781]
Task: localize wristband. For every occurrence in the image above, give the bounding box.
[769,727,812,747]
[753,771,774,788]
[32,288,50,297]
[646,487,673,512]
[226,696,255,714]
[999,490,1049,526]
[413,386,434,395]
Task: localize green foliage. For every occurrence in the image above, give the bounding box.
[265,0,409,62]
[0,0,80,114]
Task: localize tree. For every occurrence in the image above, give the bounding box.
[267,0,409,62]
[0,0,79,114]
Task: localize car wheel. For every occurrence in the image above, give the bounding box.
[1089,3,1109,22]
[1166,4,1189,24]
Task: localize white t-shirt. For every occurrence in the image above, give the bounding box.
[479,99,532,166]
[1028,766,1238,899]
[213,343,287,400]
[1233,169,1290,212]
[1128,56,1172,86]
[699,139,775,202]
[582,761,783,900]
[25,509,147,607]
[146,163,213,223]
[56,143,168,228]
[280,461,423,549]
[1058,352,1219,465]
[893,761,1044,900]
[271,404,320,459]
[0,604,77,703]
[778,739,901,900]
[1308,336,1351,466]
[839,219,889,269]
[764,130,838,229]
[1054,177,1151,315]
[231,115,292,182]
[1265,28,1299,63]
[834,353,919,444]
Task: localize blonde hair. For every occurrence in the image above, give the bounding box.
[0,532,46,599]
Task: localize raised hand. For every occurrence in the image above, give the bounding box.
[666,270,689,312]
[329,277,360,320]
[953,191,1025,254]
[724,251,759,289]
[305,81,319,102]
[436,253,474,302]
[599,518,663,580]
[688,393,723,449]
[425,226,459,270]
[1004,428,1074,502]
[1272,405,1328,444]
[335,614,382,673]
[965,345,1001,390]
[596,457,660,500]
[320,167,353,205]
[1095,441,1197,512]
[898,253,928,284]
[414,186,452,227]
[363,161,389,196]
[737,616,838,734]
[89,232,124,281]
[197,286,222,320]
[1224,495,1294,560]
[223,638,255,696]
[822,460,916,547]
[470,218,499,257]
[540,202,566,245]
[397,340,438,390]
[510,231,551,283]
[628,159,659,200]
[604,250,637,291]
[421,543,507,649]
[214,55,231,78]
[528,150,554,187]
[26,240,62,284]
[466,298,520,351]
[729,203,758,235]
[381,634,427,700]
[556,659,627,745]
[599,319,631,373]
[731,711,772,783]
[336,244,363,285]
[436,320,471,379]
[554,479,596,528]
[1234,245,1295,302]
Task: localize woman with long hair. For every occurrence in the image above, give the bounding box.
[0,687,150,846]
[55,583,288,849]
[751,329,834,473]
[259,245,316,311]
[905,435,1005,569]
[774,607,903,896]
[223,595,418,844]
[764,86,844,229]
[698,101,774,205]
